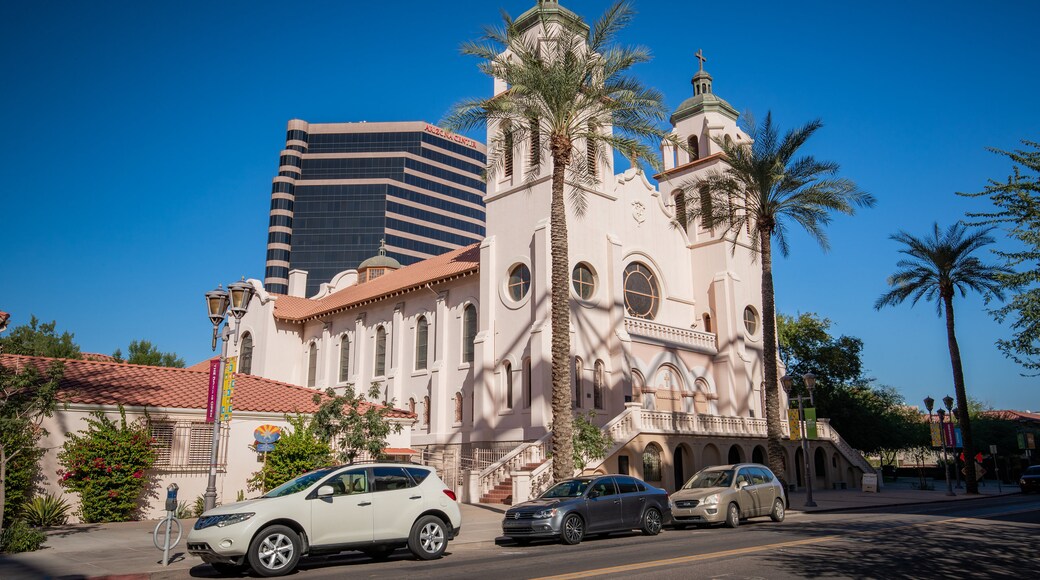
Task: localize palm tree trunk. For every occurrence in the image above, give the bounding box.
[549,135,575,480]
[759,229,787,487]
[944,294,978,494]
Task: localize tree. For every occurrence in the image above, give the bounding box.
[0,316,80,359]
[0,359,62,532]
[572,411,611,473]
[875,222,1011,494]
[777,312,926,455]
[311,383,403,464]
[111,340,185,368]
[248,414,332,493]
[959,140,1040,374]
[446,0,670,480]
[684,113,873,484]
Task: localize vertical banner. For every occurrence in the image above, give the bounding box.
[219,356,237,421]
[788,409,801,441]
[804,408,818,440]
[944,423,957,448]
[930,423,942,447]
[954,428,963,449]
[1028,433,1037,450]
[206,359,220,422]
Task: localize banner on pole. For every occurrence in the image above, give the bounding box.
[804,408,818,440]
[930,423,942,447]
[788,409,801,441]
[219,357,237,421]
[206,359,220,422]
[1028,433,1036,450]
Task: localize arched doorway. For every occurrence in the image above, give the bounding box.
[673,446,686,491]
[794,447,805,487]
[752,445,766,465]
[814,447,828,488]
[728,444,743,465]
[702,443,721,468]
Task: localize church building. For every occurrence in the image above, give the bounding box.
[231,0,870,503]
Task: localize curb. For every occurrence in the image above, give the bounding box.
[787,490,1021,514]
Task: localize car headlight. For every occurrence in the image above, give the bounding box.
[1021,479,1027,485]
[194,513,256,530]
[701,494,719,506]
[533,508,557,519]
[668,499,676,510]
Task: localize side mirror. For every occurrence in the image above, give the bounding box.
[316,485,335,497]
[737,480,749,489]
[588,490,600,499]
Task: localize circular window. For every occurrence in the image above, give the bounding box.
[571,263,596,300]
[623,262,659,320]
[507,264,531,301]
[743,306,758,335]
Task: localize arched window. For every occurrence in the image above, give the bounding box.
[523,357,532,408]
[338,336,350,382]
[623,262,660,320]
[702,313,712,333]
[699,184,714,229]
[503,122,514,178]
[408,397,416,415]
[529,117,540,168]
[643,443,662,481]
[504,361,513,410]
[462,304,477,364]
[306,343,317,388]
[573,357,583,408]
[672,190,687,228]
[240,332,253,375]
[423,395,431,426]
[454,392,464,424]
[688,135,699,161]
[593,360,605,410]
[415,316,428,370]
[586,122,597,177]
[723,135,733,149]
[374,326,387,376]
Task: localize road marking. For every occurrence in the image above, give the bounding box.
[532,510,1039,580]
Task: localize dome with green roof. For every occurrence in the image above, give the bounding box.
[358,239,401,271]
[670,53,739,126]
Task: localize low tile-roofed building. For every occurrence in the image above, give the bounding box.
[0,354,414,418]
[273,243,480,323]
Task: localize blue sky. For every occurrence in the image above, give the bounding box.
[2,1,1037,411]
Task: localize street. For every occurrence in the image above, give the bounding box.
[167,494,1040,580]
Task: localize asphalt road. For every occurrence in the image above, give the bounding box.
[171,495,1040,580]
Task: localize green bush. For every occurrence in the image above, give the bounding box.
[0,519,46,553]
[21,494,70,527]
[175,500,194,520]
[193,495,205,517]
[56,408,156,523]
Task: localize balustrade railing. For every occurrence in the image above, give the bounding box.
[624,318,717,352]
[478,432,552,497]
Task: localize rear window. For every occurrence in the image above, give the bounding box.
[616,477,639,494]
[373,466,414,491]
[406,467,432,485]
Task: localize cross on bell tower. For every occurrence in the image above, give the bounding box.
[695,49,707,72]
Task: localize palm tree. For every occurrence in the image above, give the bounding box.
[684,112,874,486]
[445,0,669,479]
[875,222,1010,494]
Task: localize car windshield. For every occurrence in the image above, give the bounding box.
[263,467,336,498]
[541,479,592,498]
[684,469,734,489]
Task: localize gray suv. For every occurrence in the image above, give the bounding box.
[669,463,786,528]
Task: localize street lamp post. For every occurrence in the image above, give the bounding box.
[925,395,955,496]
[952,404,963,490]
[781,373,817,508]
[202,280,255,512]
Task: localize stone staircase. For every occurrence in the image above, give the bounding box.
[479,462,544,504]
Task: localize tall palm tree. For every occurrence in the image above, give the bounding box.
[875,222,1010,494]
[684,112,874,486]
[445,0,669,479]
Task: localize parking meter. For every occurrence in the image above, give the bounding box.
[165,483,179,512]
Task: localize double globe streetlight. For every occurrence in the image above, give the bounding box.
[781,372,817,508]
[923,395,956,497]
[202,280,255,512]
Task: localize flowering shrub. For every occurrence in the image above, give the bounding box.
[57,408,156,523]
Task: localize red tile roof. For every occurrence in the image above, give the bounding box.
[273,244,480,322]
[0,354,414,419]
[81,352,118,362]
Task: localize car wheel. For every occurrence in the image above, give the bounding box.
[210,562,248,576]
[769,498,786,522]
[560,514,585,545]
[724,503,740,529]
[362,545,397,560]
[247,525,301,577]
[408,515,447,560]
[641,507,663,536]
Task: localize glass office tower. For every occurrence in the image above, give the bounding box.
[263,120,486,296]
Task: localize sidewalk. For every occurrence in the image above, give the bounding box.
[0,482,1017,579]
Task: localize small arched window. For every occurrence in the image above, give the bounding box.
[573,357,583,408]
[643,443,663,481]
[306,342,318,388]
[673,190,687,228]
[374,326,387,376]
[688,135,699,161]
[504,361,513,410]
[699,184,714,229]
[523,357,532,409]
[587,122,597,177]
[529,117,540,168]
[240,332,253,375]
[702,313,712,333]
[593,360,605,410]
[423,395,431,426]
[338,336,350,382]
[503,122,514,178]
[723,135,733,149]
[454,392,464,424]
[415,316,429,370]
[408,397,416,415]
[462,304,477,364]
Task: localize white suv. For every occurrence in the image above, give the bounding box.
[187,463,462,577]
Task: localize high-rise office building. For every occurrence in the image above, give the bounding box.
[263,120,487,296]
